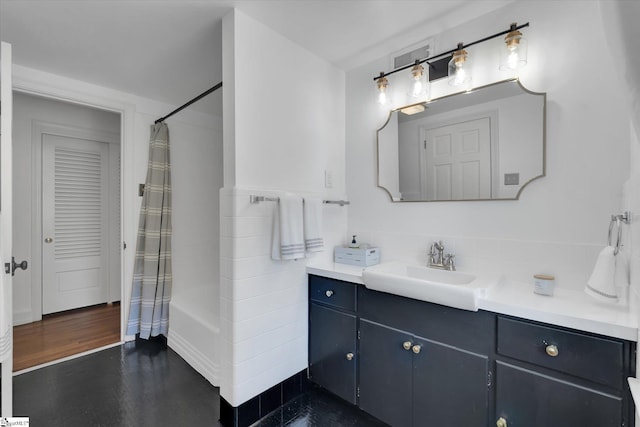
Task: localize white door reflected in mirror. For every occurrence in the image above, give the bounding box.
[376,79,546,202]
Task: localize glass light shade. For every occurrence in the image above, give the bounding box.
[500,25,527,70]
[448,44,471,87]
[376,73,391,106]
[408,61,429,99]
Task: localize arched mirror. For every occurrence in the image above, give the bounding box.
[377,79,546,201]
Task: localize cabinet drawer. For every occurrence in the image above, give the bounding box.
[496,361,623,427]
[497,316,624,389]
[309,275,356,312]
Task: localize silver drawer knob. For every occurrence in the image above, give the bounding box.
[346,352,354,361]
[545,344,559,357]
[412,344,421,354]
[403,341,412,351]
[325,290,334,297]
[44,237,53,243]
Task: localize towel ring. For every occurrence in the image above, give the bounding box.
[608,216,622,255]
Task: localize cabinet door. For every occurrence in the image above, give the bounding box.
[359,319,413,427]
[413,337,489,426]
[496,361,623,427]
[309,303,357,404]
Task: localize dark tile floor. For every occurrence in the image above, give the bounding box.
[13,337,222,426]
[9,338,386,427]
[254,388,387,427]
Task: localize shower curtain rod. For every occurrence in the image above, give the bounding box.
[155,81,223,124]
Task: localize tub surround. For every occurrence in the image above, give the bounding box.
[167,286,220,386]
[307,261,639,341]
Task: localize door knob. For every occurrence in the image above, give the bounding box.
[412,344,421,354]
[496,417,508,427]
[403,341,413,351]
[44,237,53,243]
[325,290,334,297]
[346,352,354,361]
[4,257,28,276]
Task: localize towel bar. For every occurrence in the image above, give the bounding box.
[249,195,350,206]
[609,211,631,255]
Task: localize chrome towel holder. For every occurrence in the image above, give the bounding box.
[609,211,631,255]
[249,195,350,206]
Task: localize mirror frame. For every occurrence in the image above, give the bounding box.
[376,78,546,202]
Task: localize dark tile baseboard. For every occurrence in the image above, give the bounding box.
[219,370,309,427]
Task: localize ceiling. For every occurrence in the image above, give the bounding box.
[0,0,513,117]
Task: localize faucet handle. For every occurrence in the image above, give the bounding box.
[444,253,456,271]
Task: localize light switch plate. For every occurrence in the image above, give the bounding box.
[325,170,333,188]
[504,173,520,186]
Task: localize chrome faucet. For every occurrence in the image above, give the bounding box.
[428,241,456,271]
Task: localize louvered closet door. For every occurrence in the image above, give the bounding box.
[42,134,109,314]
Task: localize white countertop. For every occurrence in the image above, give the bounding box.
[306,261,639,342]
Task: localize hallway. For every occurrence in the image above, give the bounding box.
[13,303,120,372]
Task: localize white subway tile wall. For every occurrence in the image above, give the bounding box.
[220,187,347,406]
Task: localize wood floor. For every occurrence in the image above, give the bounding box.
[13,302,120,372]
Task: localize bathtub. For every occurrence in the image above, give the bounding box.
[168,285,220,386]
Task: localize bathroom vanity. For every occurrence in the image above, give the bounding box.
[307,268,637,427]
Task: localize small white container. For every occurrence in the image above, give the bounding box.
[533,274,555,296]
[334,247,380,267]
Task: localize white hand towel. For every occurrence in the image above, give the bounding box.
[271,194,305,261]
[585,246,618,303]
[0,257,11,361]
[615,249,630,288]
[303,198,324,253]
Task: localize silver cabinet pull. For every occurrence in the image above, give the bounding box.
[545,344,559,357]
[346,352,354,361]
[412,344,421,354]
[325,290,334,297]
[44,237,53,243]
[403,341,412,351]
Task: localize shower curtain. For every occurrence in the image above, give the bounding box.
[126,122,172,339]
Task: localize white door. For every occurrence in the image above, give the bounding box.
[1,40,14,416]
[422,118,491,200]
[42,135,109,314]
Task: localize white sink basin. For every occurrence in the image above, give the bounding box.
[362,261,501,311]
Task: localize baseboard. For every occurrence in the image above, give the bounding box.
[219,370,309,427]
[13,309,33,326]
[167,329,220,387]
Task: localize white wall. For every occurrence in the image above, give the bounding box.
[12,92,121,324]
[12,64,223,338]
[346,1,631,289]
[220,9,347,406]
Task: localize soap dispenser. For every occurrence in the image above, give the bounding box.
[349,235,360,248]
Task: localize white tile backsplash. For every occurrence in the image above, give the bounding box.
[357,230,610,292]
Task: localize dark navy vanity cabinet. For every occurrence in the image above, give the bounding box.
[308,274,636,427]
[495,316,635,427]
[308,275,358,404]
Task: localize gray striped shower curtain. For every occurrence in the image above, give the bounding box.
[126,122,172,339]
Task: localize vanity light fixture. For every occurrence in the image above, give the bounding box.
[500,22,527,70]
[372,22,530,105]
[448,43,471,86]
[376,72,391,106]
[408,59,429,98]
